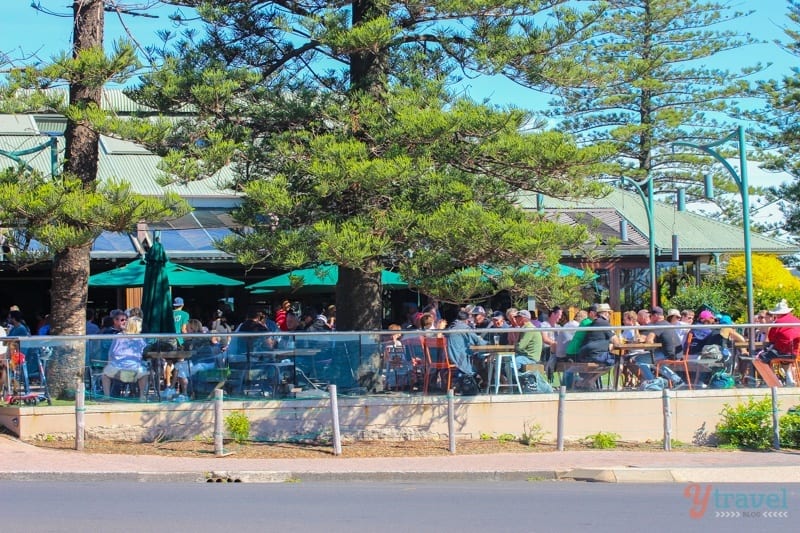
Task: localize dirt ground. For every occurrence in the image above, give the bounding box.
[29,436,722,459]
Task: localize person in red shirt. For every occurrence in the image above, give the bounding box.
[275,300,292,331]
[766,299,800,355]
[762,299,800,386]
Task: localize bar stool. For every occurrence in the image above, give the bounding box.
[485,351,522,394]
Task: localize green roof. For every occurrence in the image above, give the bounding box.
[516,188,797,256]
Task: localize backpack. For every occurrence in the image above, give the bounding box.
[519,371,554,394]
[709,370,735,389]
[699,344,723,361]
[457,373,480,396]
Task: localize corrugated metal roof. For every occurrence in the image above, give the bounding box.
[517,188,798,255]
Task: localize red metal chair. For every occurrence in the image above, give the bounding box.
[420,336,457,394]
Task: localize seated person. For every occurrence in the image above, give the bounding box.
[576,303,617,366]
[759,299,800,386]
[102,316,149,400]
[515,310,542,367]
[636,307,686,387]
[571,303,617,389]
[446,310,487,377]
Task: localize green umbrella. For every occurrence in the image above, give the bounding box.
[140,238,174,335]
[245,265,408,293]
[89,259,244,287]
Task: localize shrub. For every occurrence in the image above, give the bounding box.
[779,411,800,449]
[224,411,251,444]
[519,421,547,447]
[715,397,773,450]
[497,433,516,443]
[584,431,619,449]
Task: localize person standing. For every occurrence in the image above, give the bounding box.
[275,300,292,331]
[172,297,190,346]
[7,310,31,392]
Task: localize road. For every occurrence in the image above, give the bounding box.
[2,481,797,532]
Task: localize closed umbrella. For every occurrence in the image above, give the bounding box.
[140,238,174,335]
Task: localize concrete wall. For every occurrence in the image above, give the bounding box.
[3,389,798,444]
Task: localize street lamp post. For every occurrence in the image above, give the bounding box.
[619,175,658,309]
[673,125,754,354]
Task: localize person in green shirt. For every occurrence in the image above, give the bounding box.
[515,310,542,364]
[565,304,598,359]
[172,296,190,346]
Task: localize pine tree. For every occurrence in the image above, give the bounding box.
[751,0,800,241]
[0,1,188,398]
[542,0,761,202]
[131,0,617,329]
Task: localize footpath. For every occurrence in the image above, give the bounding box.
[1,434,798,483]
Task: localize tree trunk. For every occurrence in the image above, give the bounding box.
[47,0,104,399]
[336,267,383,331]
[47,245,92,399]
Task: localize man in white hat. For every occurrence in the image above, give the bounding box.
[762,299,800,386]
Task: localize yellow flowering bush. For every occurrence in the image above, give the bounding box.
[724,254,800,316]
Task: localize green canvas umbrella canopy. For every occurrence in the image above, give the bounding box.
[245,265,407,293]
[140,239,174,335]
[89,259,245,287]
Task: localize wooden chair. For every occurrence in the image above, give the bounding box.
[420,336,457,394]
[769,338,800,386]
[655,332,692,390]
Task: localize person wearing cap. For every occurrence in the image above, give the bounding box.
[446,310,486,378]
[641,306,686,388]
[576,303,617,367]
[470,306,490,337]
[759,300,800,385]
[487,310,511,345]
[701,314,745,366]
[686,309,717,356]
[515,310,543,367]
[172,297,190,346]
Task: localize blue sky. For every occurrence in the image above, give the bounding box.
[2,1,797,109]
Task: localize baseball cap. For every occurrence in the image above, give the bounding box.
[698,310,715,321]
[471,306,486,316]
[586,303,599,313]
[173,297,184,306]
[517,310,532,319]
[650,306,664,316]
[718,314,733,325]
[491,310,505,319]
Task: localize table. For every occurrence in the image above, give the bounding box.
[144,350,193,401]
[611,343,661,390]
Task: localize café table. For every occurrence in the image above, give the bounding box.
[470,344,521,394]
[611,342,661,391]
[143,349,193,401]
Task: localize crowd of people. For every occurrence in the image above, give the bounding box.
[3,295,798,399]
[385,297,800,392]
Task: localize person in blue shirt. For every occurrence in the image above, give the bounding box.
[446,311,487,375]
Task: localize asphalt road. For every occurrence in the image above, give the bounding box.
[2,481,797,532]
